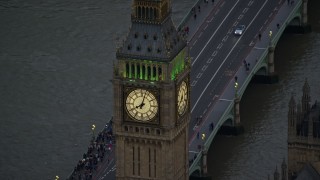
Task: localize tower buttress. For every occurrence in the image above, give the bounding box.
[281,158,287,180]
[274,166,280,180]
[308,117,314,142]
[302,78,310,114]
[296,102,302,137]
[288,95,296,140]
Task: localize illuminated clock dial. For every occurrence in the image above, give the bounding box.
[177,81,188,115]
[125,89,158,122]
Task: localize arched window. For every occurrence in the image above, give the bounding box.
[142,65,146,80]
[137,64,140,78]
[153,66,157,80]
[154,8,157,19]
[142,7,145,19]
[147,66,151,80]
[135,7,138,18]
[126,63,129,77]
[158,66,162,80]
[146,7,150,19]
[131,64,135,78]
[150,8,154,20]
[138,6,141,18]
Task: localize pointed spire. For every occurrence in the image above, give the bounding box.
[288,94,296,128]
[274,166,280,180]
[302,78,311,114]
[297,101,302,127]
[281,158,287,180]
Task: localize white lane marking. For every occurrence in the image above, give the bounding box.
[264,19,268,25]
[197,73,203,78]
[217,43,223,49]
[203,108,207,115]
[209,16,214,22]
[222,35,229,42]
[208,102,212,107]
[193,39,198,46]
[215,9,220,16]
[221,1,226,7]
[269,12,273,18]
[191,81,197,86]
[212,51,217,56]
[248,0,253,6]
[191,0,240,66]
[228,28,233,34]
[233,21,239,27]
[207,58,213,63]
[198,32,203,38]
[202,65,208,71]
[238,14,243,20]
[204,24,209,30]
[259,26,263,32]
[191,0,269,113]
[243,8,249,14]
[249,41,255,46]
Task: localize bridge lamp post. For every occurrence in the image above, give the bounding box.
[200,133,208,176]
[234,81,239,97]
[269,30,273,46]
[91,124,96,140]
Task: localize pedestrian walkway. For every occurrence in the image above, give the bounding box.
[178,0,222,42]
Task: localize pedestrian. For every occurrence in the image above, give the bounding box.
[209,122,214,131]
[277,23,280,29]
[287,0,290,5]
[194,13,197,19]
[258,33,261,41]
[212,0,215,3]
[197,132,200,139]
[198,5,200,12]
[243,59,247,66]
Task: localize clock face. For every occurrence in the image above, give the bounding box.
[125,89,158,122]
[177,81,188,115]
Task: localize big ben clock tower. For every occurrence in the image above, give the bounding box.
[112,0,190,179]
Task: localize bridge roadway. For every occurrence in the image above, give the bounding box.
[92,0,297,179]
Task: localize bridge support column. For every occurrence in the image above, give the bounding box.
[302,0,308,25]
[201,148,208,176]
[234,96,241,125]
[233,96,244,135]
[265,43,279,84]
[301,0,312,33]
[285,0,311,34]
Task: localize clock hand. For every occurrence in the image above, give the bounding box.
[139,91,148,109]
[136,91,147,109]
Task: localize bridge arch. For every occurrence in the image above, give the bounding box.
[287,13,302,26]
[222,116,234,126]
[253,64,268,76]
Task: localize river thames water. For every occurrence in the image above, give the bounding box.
[0,0,319,179]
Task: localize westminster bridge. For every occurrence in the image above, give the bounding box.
[70,0,311,179]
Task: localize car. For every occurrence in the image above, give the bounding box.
[234,25,246,36]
